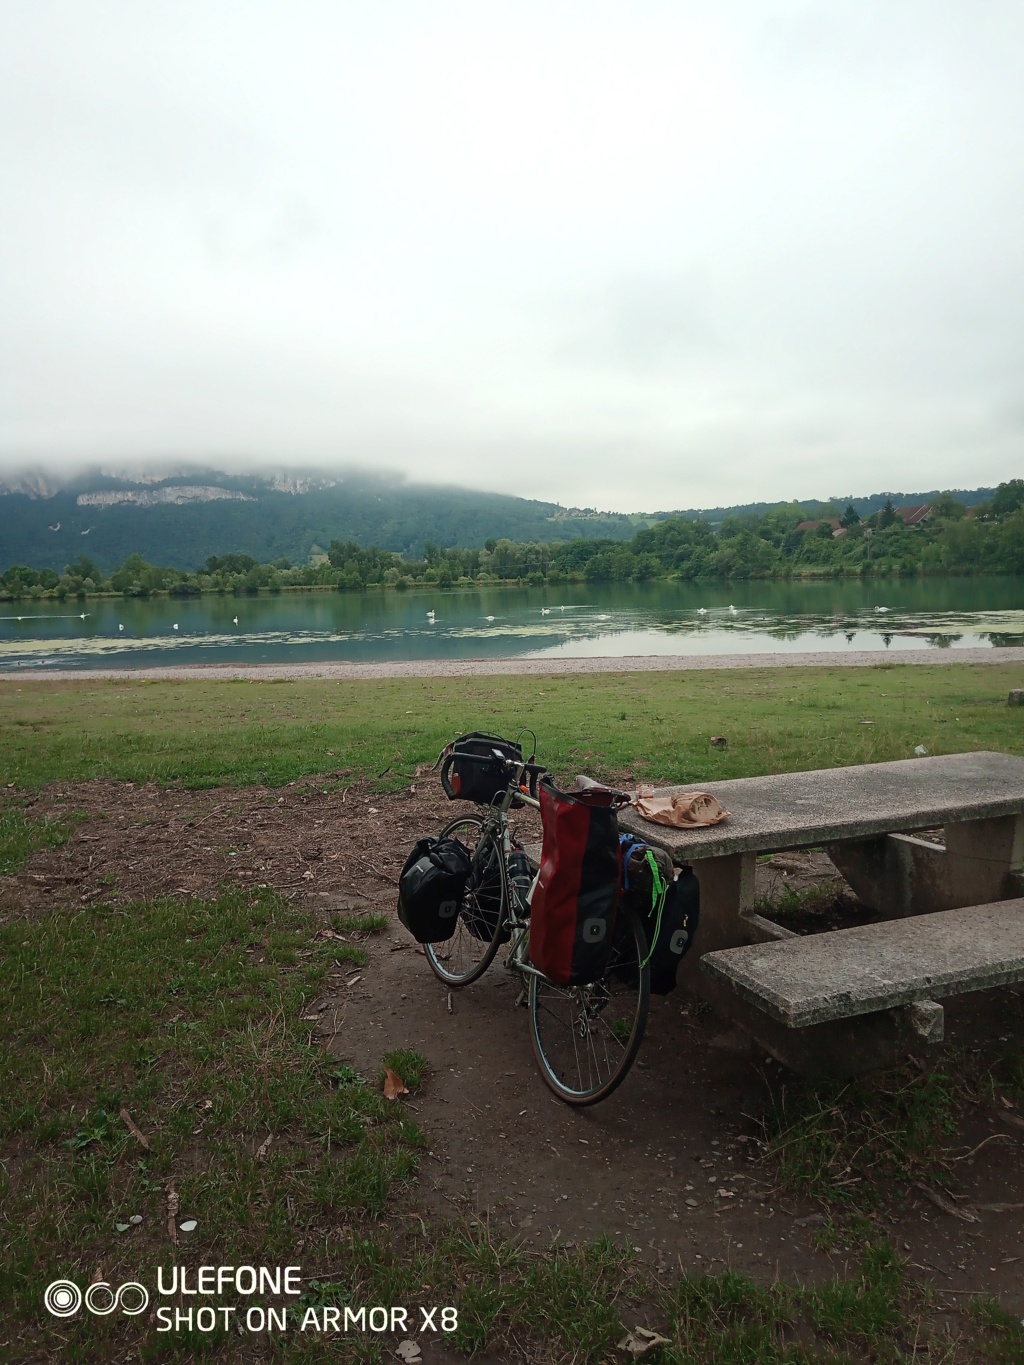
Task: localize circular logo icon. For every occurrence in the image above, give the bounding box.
[45,1281,82,1317]
[84,1282,118,1316]
[117,1282,150,1316]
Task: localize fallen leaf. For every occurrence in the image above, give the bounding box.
[255,1134,274,1162]
[119,1108,150,1151]
[179,1219,198,1234]
[129,1215,142,1225]
[115,1222,130,1233]
[617,1326,671,1357]
[395,1341,422,1362]
[383,1068,409,1101]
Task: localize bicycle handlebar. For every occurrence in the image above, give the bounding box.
[438,750,546,803]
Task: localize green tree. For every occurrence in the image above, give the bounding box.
[991,480,1024,519]
[931,494,966,521]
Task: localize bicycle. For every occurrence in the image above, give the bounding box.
[423,737,651,1106]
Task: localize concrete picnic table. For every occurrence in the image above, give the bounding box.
[617,751,1024,1076]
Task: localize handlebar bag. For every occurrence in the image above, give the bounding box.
[397,837,472,943]
[441,732,523,804]
[528,777,625,987]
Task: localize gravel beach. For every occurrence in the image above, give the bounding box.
[1,645,1021,683]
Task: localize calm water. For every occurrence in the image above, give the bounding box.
[0,579,1022,670]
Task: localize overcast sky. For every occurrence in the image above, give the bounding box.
[2,2,1022,511]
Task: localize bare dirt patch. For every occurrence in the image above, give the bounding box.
[2,779,1023,1315]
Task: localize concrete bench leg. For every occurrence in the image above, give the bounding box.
[680,851,758,993]
[827,814,1024,918]
[700,982,945,1080]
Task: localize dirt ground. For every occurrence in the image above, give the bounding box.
[3,776,1023,1317]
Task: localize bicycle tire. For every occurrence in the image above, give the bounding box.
[528,905,650,1106]
[424,815,508,987]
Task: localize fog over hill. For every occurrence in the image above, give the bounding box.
[0,464,1000,573]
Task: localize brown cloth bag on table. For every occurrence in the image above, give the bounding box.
[631,791,730,828]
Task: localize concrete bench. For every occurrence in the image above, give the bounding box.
[616,751,1024,1074]
[617,751,1024,965]
[701,899,1024,1079]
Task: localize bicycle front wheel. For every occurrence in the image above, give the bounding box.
[424,815,508,987]
[528,906,650,1105]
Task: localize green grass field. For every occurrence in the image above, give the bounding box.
[1,661,1022,790]
[2,661,1023,1362]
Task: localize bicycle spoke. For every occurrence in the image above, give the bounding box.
[528,907,651,1105]
[424,815,508,987]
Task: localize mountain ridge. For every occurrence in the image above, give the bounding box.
[0,464,1000,573]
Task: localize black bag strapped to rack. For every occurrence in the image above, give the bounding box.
[439,732,523,805]
[460,837,511,944]
[618,835,701,994]
[397,837,472,943]
[528,777,629,987]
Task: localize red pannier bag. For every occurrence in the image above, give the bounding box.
[528,777,628,987]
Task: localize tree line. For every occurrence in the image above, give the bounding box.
[2,482,1023,601]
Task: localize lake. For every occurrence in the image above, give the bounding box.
[0,578,1022,671]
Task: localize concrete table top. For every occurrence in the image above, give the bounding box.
[616,751,1024,862]
[701,898,1024,1026]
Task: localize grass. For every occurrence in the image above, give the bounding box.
[0,661,1021,790]
[0,886,426,1362]
[2,661,1024,1360]
[754,883,843,919]
[0,803,80,874]
[764,1064,967,1212]
[1,889,1021,1362]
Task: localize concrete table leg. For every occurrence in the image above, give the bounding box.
[827,814,1024,917]
[680,851,758,994]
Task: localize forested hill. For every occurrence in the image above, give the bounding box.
[0,472,647,574]
[0,465,1000,574]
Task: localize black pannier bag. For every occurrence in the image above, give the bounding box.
[528,778,627,987]
[460,840,511,944]
[397,837,472,943]
[617,836,701,995]
[439,732,523,805]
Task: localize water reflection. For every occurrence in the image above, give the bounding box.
[0,580,1020,670]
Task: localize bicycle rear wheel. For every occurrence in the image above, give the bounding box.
[424,814,508,987]
[528,906,650,1105]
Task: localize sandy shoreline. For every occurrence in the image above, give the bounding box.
[1,646,1022,683]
